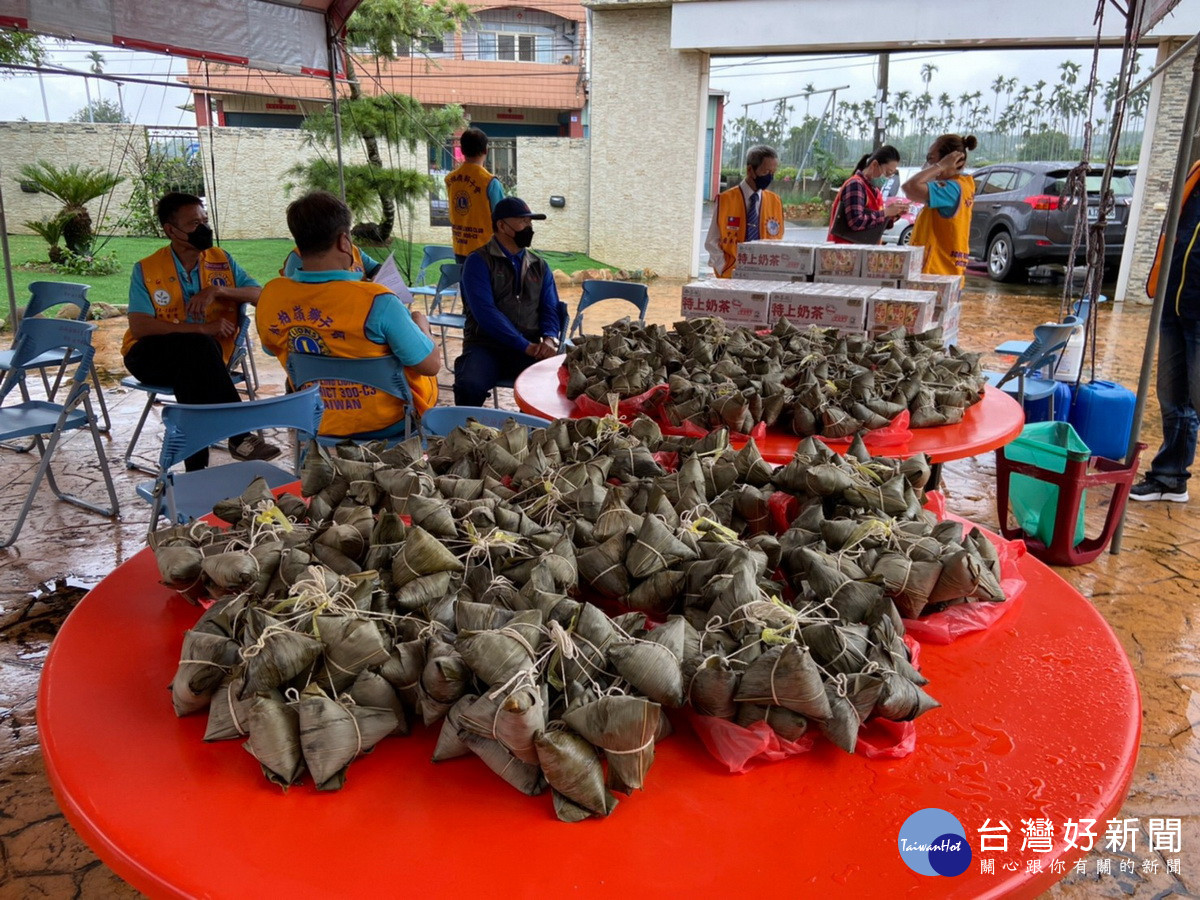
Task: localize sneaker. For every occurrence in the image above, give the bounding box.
[229,434,282,462]
[1129,479,1189,503]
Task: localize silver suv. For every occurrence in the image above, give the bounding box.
[967,162,1135,281]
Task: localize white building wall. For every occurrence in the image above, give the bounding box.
[516,137,590,252]
[0,122,140,236]
[588,3,707,278]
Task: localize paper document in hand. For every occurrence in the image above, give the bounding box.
[372,253,415,306]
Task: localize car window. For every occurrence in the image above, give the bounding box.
[1013,170,1036,192]
[979,170,1017,194]
[1049,173,1136,198]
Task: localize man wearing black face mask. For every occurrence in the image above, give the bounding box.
[454,196,563,406]
[122,191,280,469]
[705,144,784,278]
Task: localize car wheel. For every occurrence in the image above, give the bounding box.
[987,230,1024,282]
[899,226,912,246]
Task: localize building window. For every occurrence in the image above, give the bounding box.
[479,31,546,63]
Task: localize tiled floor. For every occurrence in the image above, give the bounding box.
[0,274,1197,898]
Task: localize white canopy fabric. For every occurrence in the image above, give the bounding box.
[0,0,362,75]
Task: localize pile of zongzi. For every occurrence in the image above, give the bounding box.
[156,415,1014,818]
[564,316,986,437]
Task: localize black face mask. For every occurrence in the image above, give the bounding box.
[184,223,214,251]
[753,173,774,191]
[512,226,535,249]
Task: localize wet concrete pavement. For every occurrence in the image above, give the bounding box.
[1,273,1197,898]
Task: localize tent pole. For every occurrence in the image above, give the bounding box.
[0,168,18,327]
[328,22,347,202]
[1111,42,1200,554]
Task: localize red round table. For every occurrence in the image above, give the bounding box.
[513,356,1026,465]
[40,543,1138,898]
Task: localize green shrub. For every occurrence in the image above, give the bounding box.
[54,250,121,277]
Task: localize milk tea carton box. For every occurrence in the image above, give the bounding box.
[768,282,873,333]
[680,279,774,327]
[734,241,817,278]
[813,243,863,278]
[867,287,937,335]
[861,245,925,280]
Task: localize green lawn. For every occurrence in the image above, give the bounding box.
[1,234,616,328]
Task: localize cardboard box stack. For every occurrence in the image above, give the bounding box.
[680,279,775,327]
[903,273,963,346]
[686,242,959,344]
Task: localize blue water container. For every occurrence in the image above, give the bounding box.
[1023,381,1073,424]
[1069,380,1136,460]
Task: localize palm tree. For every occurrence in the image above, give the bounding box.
[16,161,124,255]
[990,75,1005,130]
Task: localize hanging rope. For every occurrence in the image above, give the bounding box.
[203,59,221,244]
[1058,0,1141,386]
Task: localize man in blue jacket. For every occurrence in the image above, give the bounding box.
[454,197,562,406]
[1132,160,1200,503]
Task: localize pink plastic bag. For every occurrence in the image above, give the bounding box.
[901,491,1028,645]
[687,712,816,774]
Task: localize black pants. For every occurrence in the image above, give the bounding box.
[124,333,247,471]
[453,343,537,407]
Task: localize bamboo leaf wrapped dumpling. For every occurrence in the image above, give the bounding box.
[562,694,661,794]
[535,728,617,819]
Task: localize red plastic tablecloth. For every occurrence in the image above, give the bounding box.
[513,355,1026,465]
[39,540,1138,899]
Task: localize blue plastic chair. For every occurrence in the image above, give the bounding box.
[421,405,550,436]
[0,281,111,435]
[135,386,322,527]
[286,353,418,445]
[122,306,259,474]
[409,245,457,308]
[984,322,1080,419]
[491,300,570,408]
[0,319,119,548]
[567,280,650,342]
[426,264,466,367]
[994,295,1105,358]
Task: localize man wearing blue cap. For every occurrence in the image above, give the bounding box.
[454,196,563,406]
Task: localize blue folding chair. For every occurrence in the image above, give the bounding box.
[122,306,259,473]
[408,245,457,308]
[984,322,1080,419]
[426,264,465,367]
[491,300,570,408]
[286,353,419,445]
[421,405,550,436]
[0,281,111,435]
[0,319,119,548]
[567,280,650,342]
[135,386,322,527]
[994,295,1105,358]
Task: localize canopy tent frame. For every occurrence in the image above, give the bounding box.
[0,0,363,325]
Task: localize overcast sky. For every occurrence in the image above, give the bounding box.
[0,42,1143,130]
[0,43,192,126]
[710,45,1143,125]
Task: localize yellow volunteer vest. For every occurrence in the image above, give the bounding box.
[280,245,367,277]
[446,162,498,257]
[714,185,784,278]
[1148,160,1200,308]
[257,277,437,436]
[911,173,976,278]
[122,246,239,359]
